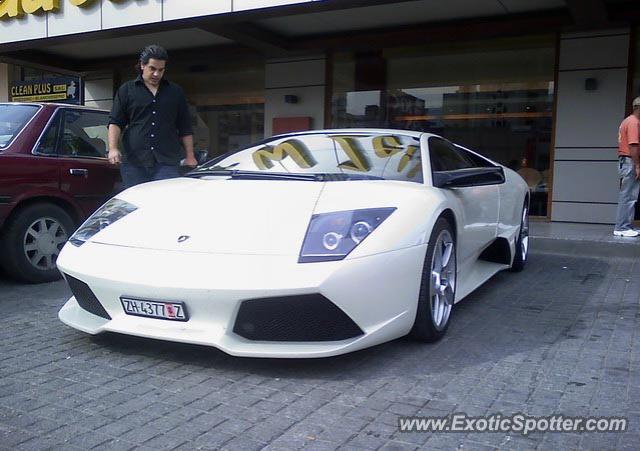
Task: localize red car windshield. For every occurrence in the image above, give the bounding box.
[0,104,40,149]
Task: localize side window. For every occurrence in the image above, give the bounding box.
[58,110,109,158]
[429,138,474,171]
[455,145,495,168]
[34,112,62,156]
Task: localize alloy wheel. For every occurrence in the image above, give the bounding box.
[430,229,456,331]
[23,217,68,270]
[520,205,529,261]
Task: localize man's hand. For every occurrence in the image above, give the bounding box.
[636,165,640,179]
[108,149,122,165]
[183,155,198,167]
[181,135,197,168]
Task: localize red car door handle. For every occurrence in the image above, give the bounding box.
[69,169,89,177]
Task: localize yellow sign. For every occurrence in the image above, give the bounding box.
[11,77,81,104]
[12,82,57,96]
[0,0,103,19]
[0,0,23,17]
[12,93,67,102]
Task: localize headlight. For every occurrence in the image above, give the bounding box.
[299,208,396,263]
[69,198,137,247]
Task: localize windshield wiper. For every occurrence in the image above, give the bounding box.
[185,170,384,181]
[184,169,235,178]
[316,174,384,181]
[230,171,320,181]
[185,169,319,181]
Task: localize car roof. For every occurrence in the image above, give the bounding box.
[0,102,108,112]
[270,128,443,141]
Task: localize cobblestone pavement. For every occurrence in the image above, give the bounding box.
[0,252,639,451]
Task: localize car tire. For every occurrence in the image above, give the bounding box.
[509,201,529,272]
[0,203,74,283]
[410,217,456,342]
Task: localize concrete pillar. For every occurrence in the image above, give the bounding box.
[551,29,631,223]
[83,71,114,110]
[264,55,326,138]
[0,63,10,102]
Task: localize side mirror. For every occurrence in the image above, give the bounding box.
[195,150,209,165]
[433,166,505,188]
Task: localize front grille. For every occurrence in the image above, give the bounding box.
[64,274,111,320]
[233,294,364,342]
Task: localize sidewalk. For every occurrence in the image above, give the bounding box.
[531,221,640,259]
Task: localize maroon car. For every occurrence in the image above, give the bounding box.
[0,103,121,283]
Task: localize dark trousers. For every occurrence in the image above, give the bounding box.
[120,162,181,189]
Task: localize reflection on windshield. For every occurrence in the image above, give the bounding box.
[253,139,317,170]
[200,133,423,183]
[0,105,40,148]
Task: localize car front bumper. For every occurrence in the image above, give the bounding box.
[57,242,426,358]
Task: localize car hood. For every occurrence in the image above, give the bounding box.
[92,177,325,255]
[90,176,432,256]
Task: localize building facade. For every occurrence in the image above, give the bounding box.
[0,0,639,223]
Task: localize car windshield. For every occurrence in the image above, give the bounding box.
[0,104,40,149]
[196,132,424,183]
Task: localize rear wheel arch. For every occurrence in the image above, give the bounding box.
[439,208,457,242]
[3,196,81,230]
[509,195,530,272]
[0,197,80,283]
[426,208,458,265]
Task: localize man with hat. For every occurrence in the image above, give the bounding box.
[614,96,640,237]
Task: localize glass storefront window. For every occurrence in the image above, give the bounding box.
[171,61,264,159]
[12,65,65,82]
[332,36,556,216]
[118,58,265,160]
[631,28,640,221]
[633,28,640,102]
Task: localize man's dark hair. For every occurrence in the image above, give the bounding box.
[139,44,169,65]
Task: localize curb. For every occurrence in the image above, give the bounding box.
[530,236,640,259]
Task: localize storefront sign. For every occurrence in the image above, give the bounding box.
[11,76,82,104]
[0,0,108,19]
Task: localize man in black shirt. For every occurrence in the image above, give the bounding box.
[108,45,197,188]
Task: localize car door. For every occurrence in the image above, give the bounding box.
[0,104,57,225]
[428,137,499,268]
[35,108,122,218]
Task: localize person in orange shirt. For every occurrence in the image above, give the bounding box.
[614,97,640,237]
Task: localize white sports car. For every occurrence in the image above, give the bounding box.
[57,129,529,358]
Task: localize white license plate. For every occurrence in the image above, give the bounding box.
[120,297,188,321]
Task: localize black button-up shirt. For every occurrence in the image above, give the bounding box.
[109,76,193,167]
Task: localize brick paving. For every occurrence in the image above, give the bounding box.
[0,252,638,450]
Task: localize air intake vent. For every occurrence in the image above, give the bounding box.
[64,274,111,320]
[233,294,363,342]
